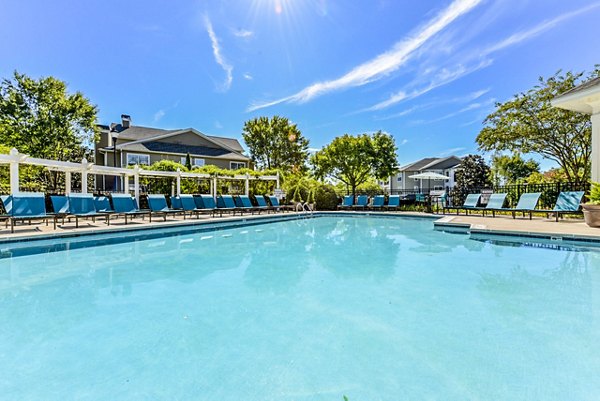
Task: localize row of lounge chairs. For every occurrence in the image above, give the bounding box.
[338,195,402,211]
[0,193,292,233]
[443,191,585,221]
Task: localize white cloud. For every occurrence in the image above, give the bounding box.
[482,2,600,55]
[415,97,496,124]
[204,15,233,91]
[247,0,482,111]
[243,73,253,80]
[399,139,409,146]
[153,109,166,122]
[232,29,253,38]
[367,59,492,111]
[438,147,466,157]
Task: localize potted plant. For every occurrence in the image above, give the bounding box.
[582,182,600,227]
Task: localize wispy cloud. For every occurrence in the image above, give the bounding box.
[153,109,166,122]
[367,59,492,111]
[232,28,253,38]
[366,3,600,112]
[482,2,600,55]
[243,73,253,80]
[247,0,482,111]
[376,88,490,120]
[204,15,233,91]
[438,147,466,157]
[413,97,496,124]
[399,139,409,146]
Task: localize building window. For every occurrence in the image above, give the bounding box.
[193,158,205,167]
[230,162,246,170]
[180,156,187,165]
[126,153,150,166]
[397,176,402,182]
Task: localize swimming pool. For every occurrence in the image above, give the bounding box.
[0,215,598,400]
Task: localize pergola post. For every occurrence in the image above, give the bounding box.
[124,175,130,194]
[245,174,250,196]
[65,171,72,195]
[9,148,20,194]
[81,158,89,194]
[133,165,140,204]
[276,171,280,189]
[213,176,217,200]
[592,114,600,182]
[176,168,181,196]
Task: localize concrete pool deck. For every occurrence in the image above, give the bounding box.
[1,210,600,244]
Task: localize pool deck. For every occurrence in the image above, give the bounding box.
[1,210,600,244]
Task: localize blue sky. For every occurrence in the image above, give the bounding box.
[1,0,599,169]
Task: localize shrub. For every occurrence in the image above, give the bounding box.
[314,184,338,210]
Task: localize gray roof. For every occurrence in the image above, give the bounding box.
[111,141,249,161]
[99,124,245,153]
[555,76,600,99]
[399,156,461,172]
[399,158,439,171]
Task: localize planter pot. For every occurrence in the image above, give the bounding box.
[582,204,600,227]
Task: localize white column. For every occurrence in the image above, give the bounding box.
[592,113,600,183]
[133,165,140,204]
[213,177,217,200]
[9,148,20,194]
[276,171,280,189]
[245,174,250,196]
[176,168,181,196]
[81,158,88,194]
[124,175,130,194]
[65,171,72,194]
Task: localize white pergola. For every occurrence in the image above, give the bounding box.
[0,149,280,203]
[552,77,600,182]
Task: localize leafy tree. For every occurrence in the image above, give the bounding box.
[184,153,192,170]
[311,131,398,196]
[455,154,491,190]
[490,152,539,185]
[476,68,599,183]
[0,71,99,190]
[242,116,309,171]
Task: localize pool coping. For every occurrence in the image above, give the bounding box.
[433,215,600,245]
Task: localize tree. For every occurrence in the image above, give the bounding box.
[184,153,192,170]
[0,71,99,190]
[476,68,599,183]
[242,116,309,171]
[455,154,491,190]
[311,131,398,196]
[490,152,539,185]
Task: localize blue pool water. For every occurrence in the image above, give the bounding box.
[0,216,599,400]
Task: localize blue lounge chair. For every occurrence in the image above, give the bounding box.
[217,195,239,215]
[537,191,585,222]
[111,193,150,224]
[370,195,385,210]
[338,195,354,210]
[196,195,219,216]
[255,196,274,213]
[67,193,112,228]
[176,194,203,218]
[0,195,11,227]
[443,193,481,215]
[382,195,400,211]
[147,194,182,221]
[472,193,507,217]
[352,195,369,210]
[93,196,115,213]
[170,196,183,210]
[267,196,286,213]
[489,192,541,220]
[236,195,259,214]
[8,192,52,233]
